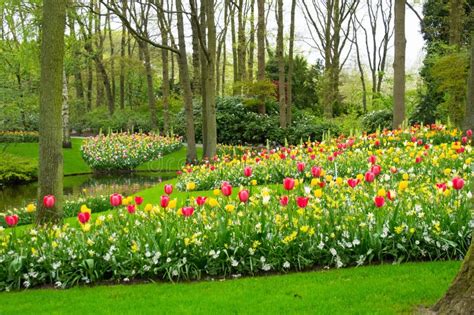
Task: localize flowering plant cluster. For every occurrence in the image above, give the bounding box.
[0,126,472,290]
[81,133,182,171]
[0,131,39,143]
[177,125,472,191]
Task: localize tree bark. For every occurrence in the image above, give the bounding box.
[257,0,266,114]
[464,32,474,131]
[62,71,71,148]
[191,0,201,95]
[448,0,464,47]
[140,41,158,130]
[68,10,84,103]
[37,0,66,224]
[286,0,296,126]
[431,235,474,314]
[247,0,255,82]
[107,9,116,102]
[276,0,286,129]
[231,3,239,95]
[237,0,247,85]
[392,0,405,128]
[204,0,217,158]
[176,0,197,163]
[159,20,171,134]
[119,0,126,109]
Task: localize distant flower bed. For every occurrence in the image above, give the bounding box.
[0,153,37,185]
[0,131,39,143]
[81,133,183,171]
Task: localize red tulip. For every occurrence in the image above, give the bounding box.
[417,139,423,146]
[164,184,173,195]
[5,214,19,227]
[221,182,233,196]
[297,162,306,172]
[371,165,381,175]
[411,136,417,142]
[347,178,360,188]
[283,177,295,191]
[127,204,136,214]
[196,196,207,206]
[368,155,377,165]
[365,171,375,183]
[462,136,468,144]
[311,166,322,177]
[374,139,380,146]
[436,183,447,191]
[134,196,144,205]
[43,195,55,209]
[387,190,396,201]
[296,196,309,208]
[280,195,289,206]
[374,196,385,207]
[415,156,422,163]
[110,193,123,207]
[161,195,170,208]
[466,129,472,137]
[238,189,250,203]
[182,206,194,217]
[77,212,90,224]
[244,166,252,177]
[390,167,398,174]
[452,177,465,190]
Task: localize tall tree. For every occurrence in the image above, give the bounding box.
[119,0,126,109]
[276,0,286,128]
[392,0,406,128]
[286,0,296,126]
[464,31,474,130]
[256,0,266,114]
[37,0,66,224]
[247,0,256,82]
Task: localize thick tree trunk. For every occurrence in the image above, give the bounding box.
[176,0,197,163]
[464,32,474,131]
[140,41,158,130]
[276,0,286,129]
[431,235,474,314]
[257,0,266,114]
[37,0,66,224]
[448,0,463,47]
[392,0,405,129]
[286,0,296,126]
[62,71,71,148]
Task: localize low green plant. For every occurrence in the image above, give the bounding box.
[0,153,37,184]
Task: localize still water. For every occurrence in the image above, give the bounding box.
[0,171,176,211]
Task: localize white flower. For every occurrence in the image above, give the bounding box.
[329,248,337,256]
[54,281,62,288]
[23,281,31,288]
[283,261,290,268]
[166,257,172,263]
[231,258,239,267]
[52,262,61,270]
[260,256,266,263]
[262,264,271,271]
[172,270,179,276]
[352,239,360,246]
[318,241,325,250]
[304,186,311,195]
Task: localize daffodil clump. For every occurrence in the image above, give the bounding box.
[0,124,472,290]
[81,132,182,171]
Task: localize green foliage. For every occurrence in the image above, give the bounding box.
[240,79,276,109]
[361,110,393,133]
[0,131,38,143]
[0,153,37,185]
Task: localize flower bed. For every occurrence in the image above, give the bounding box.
[81,133,183,171]
[0,131,39,143]
[0,125,472,290]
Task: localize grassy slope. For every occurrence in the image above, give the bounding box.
[0,140,199,175]
[0,261,460,314]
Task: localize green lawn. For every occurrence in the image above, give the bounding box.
[1,139,199,175]
[0,261,459,314]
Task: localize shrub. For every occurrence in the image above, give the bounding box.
[0,153,37,185]
[0,131,39,143]
[361,110,393,133]
[81,132,183,171]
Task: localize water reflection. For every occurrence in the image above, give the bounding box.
[0,171,176,211]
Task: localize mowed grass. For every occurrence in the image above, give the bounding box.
[0,261,459,315]
[0,139,199,175]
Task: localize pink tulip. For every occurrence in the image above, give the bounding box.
[374,196,385,208]
[244,166,252,177]
[5,214,19,227]
[311,166,322,178]
[196,196,207,206]
[296,196,309,208]
[365,171,375,183]
[347,178,360,188]
[127,204,136,214]
[164,184,173,195]
[452,177,465,190]
[77,212,90,224]
[161,195,170,208]
[110,193,123,207]
[368,155,377,165]
[43,195,55,209]
[280,195,289,206]
[371,165,381,175]
[182,206,194,217]
[297,162,306,173]
[221,182,233,196]
[134,196,144,205]
[466,129,472,137]
[238,189,250,203]
[283,177,295,191]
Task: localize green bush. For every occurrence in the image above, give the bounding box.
[0,131,39,143]
[361,110,393,133]
[0,153,37,185]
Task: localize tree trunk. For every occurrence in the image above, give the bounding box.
[392,0,405,129]
[257,0,266,114]
[37,0,66,225]
[94,0,104,108]
[198,1,209,155]
[86,60,93,111]
[191,0,201,95]
[107,10,116,102]
[431,235,474,314]
[237,0,247,86]
[247,0,255,82]
[62,71,71,148]
[231,4,239,95]
[276,0,286,129]
[68,11,84,103]
[464,32,474,131]
[160,19,171,134]
[286,0,296,126]
[119,0,126,109]
[176,0,197,163]
[448,0,464,47]
[205,0,217,159]
[140,41,158,130]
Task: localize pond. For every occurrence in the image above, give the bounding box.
[0,171,177,212]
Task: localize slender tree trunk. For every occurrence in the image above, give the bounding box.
[257,0,266,114]
[276,0,286,128]
[231,4,239,95]
[286,0,296,126]
[237,0,247,85]
[205,0,218,158]
[176,0,197,162]
[464,32,474,131]
[140,41,158,130]
[62,71,71,148]
[107,11,116,102]
[94,1,104,108]
[354,26,367,113]
[247,0,255,82]
[191,0,201,95]
[37,0,66,224]
[68,11,84,102]
[392,0,405,128]
[119,0,126,109]
[86,60,93,111]
[216,1,229,97]
[160,19,171,134]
